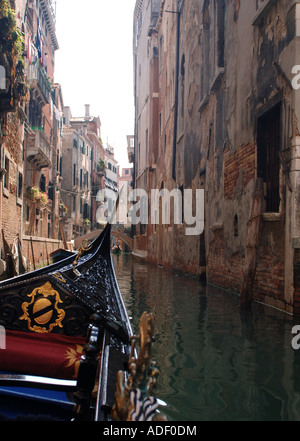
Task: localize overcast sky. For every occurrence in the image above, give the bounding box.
[54,0,136,168]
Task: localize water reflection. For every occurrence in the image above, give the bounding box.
[113,254,300,421]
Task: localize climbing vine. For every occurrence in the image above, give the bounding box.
[0,0,27,107]
[0,0,23,58]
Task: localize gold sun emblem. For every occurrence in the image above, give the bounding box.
[65,345,84,379]
[20,282,65,334]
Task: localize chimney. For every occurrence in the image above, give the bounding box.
[63,106,72,127]
[85,104,90,121]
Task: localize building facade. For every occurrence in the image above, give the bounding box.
[61,106,94,242]
[133,0,300,315]
[0,0,27,275]
[22,0,67,267]
[63,105,105,234]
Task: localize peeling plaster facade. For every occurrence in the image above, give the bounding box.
[133,0,300,315]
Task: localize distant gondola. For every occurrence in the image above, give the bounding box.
[0,223,133,421]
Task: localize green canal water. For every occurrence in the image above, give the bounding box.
[113,253,300,422]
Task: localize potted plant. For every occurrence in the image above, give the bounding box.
[27,186,41,202]
[40,192,49,208]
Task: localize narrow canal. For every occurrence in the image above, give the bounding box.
[113,253,300,421]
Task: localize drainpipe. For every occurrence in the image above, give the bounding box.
[171,6,181,182]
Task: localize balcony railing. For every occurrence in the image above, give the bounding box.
[26,127,52,169]
[26,63,52,104]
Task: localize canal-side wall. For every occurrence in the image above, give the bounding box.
[133,0,300,314]
[204,0,297,315]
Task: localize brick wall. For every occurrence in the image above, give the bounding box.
[207,229,244,294]
[208,220,286,310]
[0,111,23,248]
[224,144,256,200]
[253,220,285,309]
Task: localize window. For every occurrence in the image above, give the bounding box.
[125,169,129,175]
[84,172,89,188]
[3,156,9,190]
[73,164,76,186]
[72,195,76,212]
[257,103,281,212]
[83,203,89,219]
[80,169,83,189]
[40,174,46,192]
[18,172,23,200]
[48,182,54,201]
[26,204,30,222]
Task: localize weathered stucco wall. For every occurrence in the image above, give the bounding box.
[134,0,300,313]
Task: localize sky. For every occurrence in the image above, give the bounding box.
[54,0,136,168]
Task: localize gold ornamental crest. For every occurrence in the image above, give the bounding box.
[20,282,65,334]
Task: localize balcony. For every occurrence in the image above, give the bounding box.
[26,127,52,169]
[26,63,52,105]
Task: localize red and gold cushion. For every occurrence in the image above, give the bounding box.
[0,330,86,380]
